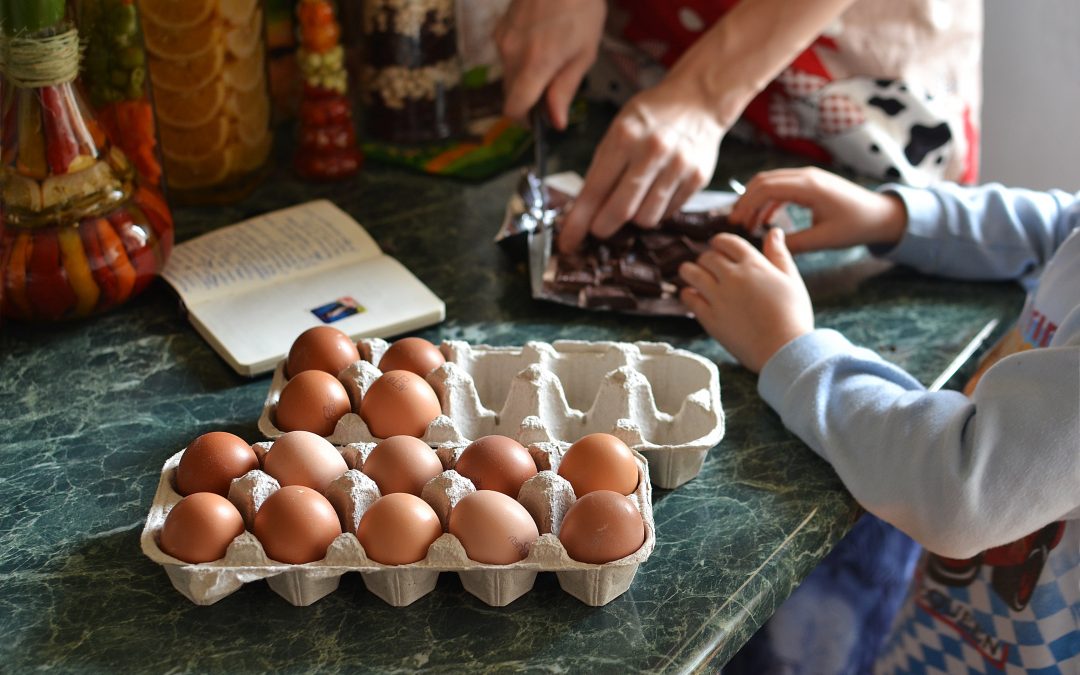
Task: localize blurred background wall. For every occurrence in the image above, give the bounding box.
[981,0,1080,190]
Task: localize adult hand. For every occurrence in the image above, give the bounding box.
[679,229,813,373]
[494,0,606,130]
[557,77,725,254]
[728,167,908,253]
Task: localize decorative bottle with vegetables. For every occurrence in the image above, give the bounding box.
[294,0,362,180]
[0,0,175,321]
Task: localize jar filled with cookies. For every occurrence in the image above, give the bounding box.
[137,0,273,204]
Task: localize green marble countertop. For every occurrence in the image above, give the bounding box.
[0,118,1023,673]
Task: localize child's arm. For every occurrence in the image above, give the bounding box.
[684,168,1080,556]
[757,320,1079,559]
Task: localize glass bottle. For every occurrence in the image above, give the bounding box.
[360,0,466,145]
[0,0,174,321]
[136,0,273,205]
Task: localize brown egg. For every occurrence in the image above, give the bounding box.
[253,485,342,564]
[286,326,360,378]
[356,493,443,565]
[378,337,445,377]
[363,435,444,496]
[263,430,349,493]
[557,433,639,496]
[159,492,246,564]
[176,431,260,497]
[454,435,538,498]
[558,490,645,564]
[359,370,442,439]
[275,370,352,437]
[448,490,539,564]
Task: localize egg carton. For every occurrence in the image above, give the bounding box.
[258,339,724,489]
[140,438,655,607]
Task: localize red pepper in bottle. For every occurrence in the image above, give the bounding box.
[3,232,33,318]
[27,231,77,319]
[79,217,121,308]
[15,91,48,179]
[94,217,136,303]
[108,210,157,296]
[40,86,80,175]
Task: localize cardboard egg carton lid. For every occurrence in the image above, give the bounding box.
[141,440,655,608]
[258,339,724,489]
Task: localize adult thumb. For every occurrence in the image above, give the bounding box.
[764,228,798,276]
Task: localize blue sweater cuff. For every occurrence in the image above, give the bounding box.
[757,329,854,411]
[874,184,946,267]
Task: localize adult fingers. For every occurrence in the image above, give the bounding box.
[664,164,710,219]
[632,159,685,228]
[545,50,594,130]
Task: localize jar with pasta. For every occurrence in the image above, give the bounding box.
[360,0,465,145]
[137,0,273,204]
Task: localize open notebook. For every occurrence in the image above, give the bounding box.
[162,200,445,376]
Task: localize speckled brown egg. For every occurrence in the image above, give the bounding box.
[558,490,645,564]
[557,433,639,496]
[263,430,349,493]
[286,326,360,378]
[359,370,442,439]
[454,435,537,498]
[176,431,260,497]
[362,435,444,496]
[356,493,443,565]
[253,485,342,564]
[159,492,246,564]
[377,337,445,377]
[448,490,539,564]
[275,370,352,437]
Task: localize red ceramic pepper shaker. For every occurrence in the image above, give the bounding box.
[293,0,362,180]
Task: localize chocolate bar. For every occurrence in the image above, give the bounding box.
[581,285,638,310]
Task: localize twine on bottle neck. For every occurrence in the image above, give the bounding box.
[0,27,81,88]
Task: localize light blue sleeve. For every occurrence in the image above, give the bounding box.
[757,327,1080,559]
[879,183,1079,288]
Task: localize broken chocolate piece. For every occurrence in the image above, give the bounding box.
[614,259,663,297]
[553,269,595,294]
[581,285,638,310]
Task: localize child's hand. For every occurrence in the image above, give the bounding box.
[679,228,813,373]
[728,167,908,253]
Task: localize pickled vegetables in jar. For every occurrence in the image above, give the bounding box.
[0,0,174,322]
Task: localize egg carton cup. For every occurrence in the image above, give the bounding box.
[258,339,724,489]
[141,440,655,608]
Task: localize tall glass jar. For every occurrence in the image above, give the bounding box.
[360,0,466,145]
[136,0,273,205]
[1,0,174,321]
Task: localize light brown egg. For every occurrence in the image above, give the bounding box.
[557,433,639,496]
[253,485,342,564]
[363,435,444,496]
[275,370,352,437]
[356,493,443,565]
[176,431,260,497]
[159,492,246,564]
[448,490,539,564]
[378,337,445,377]
[263,430,349,493]
[454,435,538,498]
[558,490,645,564]
[359,370,442,439]
[286,326,360,378]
